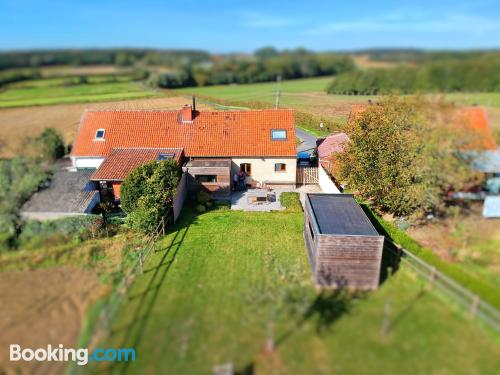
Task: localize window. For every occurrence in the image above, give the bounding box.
[196,175,217,183]
[240,163,251,175]
[95,129,105,140]
[157,153,175,161]
[275,163,286,172]
[271,129,287,140]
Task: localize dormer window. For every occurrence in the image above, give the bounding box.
[95,129,105,140]
[271,129,287,141]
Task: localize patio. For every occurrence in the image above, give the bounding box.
[230,185,322,211]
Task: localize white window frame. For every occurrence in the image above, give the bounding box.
[94,129,106,140]
[271,129,287,141]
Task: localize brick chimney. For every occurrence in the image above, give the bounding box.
[181,105,193,122]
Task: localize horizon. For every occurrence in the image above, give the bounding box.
[1,0,499,52]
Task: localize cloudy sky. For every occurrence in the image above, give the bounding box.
[0,0,499,51]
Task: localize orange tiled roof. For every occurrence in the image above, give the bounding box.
[90,148,183,181]
[347,104,497,151]
[72,109,296,158]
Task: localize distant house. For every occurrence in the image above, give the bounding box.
[71,105,297,202]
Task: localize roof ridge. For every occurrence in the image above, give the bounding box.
[83,108,295,114]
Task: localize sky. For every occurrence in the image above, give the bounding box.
[0,0,499,52]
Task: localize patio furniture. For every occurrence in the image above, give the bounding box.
[246,190,276,205]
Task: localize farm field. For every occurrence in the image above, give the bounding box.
[100,208,499,375]
[176,77,376,122]
[0,96,211,157]
[176,78,500,139]
[407,203,500,289]
[0,81,159,108]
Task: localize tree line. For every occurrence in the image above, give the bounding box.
[327,59,500,95]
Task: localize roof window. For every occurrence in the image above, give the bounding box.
[271,129,287,141]
[95,129,105,140]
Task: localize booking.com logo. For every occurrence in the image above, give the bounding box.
[10,344,136,366]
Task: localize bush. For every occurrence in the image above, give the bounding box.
[36,128,65,160]
[196,191,212,205]
[195,204,206,213]
[280,192,302,212]
[17,215,105,249]
[121,159,180,233]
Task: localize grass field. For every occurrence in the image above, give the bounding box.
[100,208,499,375]
[0,81,159,108]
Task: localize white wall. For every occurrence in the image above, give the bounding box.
[72,157,105,169]
[318,164,341,193]
[173,172,187,222]
[231,157,296,185]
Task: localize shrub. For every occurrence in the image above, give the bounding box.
[197,191,212,205]
[280,192,302,212]
[121,159,180,233]
[195,204,206,213]
[36,128,65,160]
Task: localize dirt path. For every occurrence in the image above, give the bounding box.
[0,267,105,375]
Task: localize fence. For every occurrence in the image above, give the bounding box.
[387,239,500,333]
[296,166,319,184]
[85,217,167,346]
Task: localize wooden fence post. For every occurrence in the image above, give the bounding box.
[470,295,480,319]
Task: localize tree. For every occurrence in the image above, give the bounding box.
[36,128,65,160]
[333,96,481,217]
[121,159,180,232]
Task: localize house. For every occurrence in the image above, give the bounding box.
[303,193,384,290]
[315,133,349,194]
[71,105,297,201]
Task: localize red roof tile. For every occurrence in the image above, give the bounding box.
[318,133,350,160]
[72,108,296,158]
[90,148,183,181]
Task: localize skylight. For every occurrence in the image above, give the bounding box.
[157,153,175,161]
[271,129,287,140]
[95,129,105,140]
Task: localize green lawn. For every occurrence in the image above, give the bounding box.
[99,208,499,375]
[0,81,159,108]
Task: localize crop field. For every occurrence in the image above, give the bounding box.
[0,96,210,157]
[101,208,499,375]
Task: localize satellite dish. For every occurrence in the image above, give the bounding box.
[319,122,324,128]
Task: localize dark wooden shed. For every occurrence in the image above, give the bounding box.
[304,193,384,290]
[184,158,231,198]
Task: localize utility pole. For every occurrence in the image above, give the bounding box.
[275,75,281,109]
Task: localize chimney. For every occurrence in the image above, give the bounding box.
[181,104,193,122]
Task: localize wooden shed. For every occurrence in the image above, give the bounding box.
[184,158,231,198]
[304,194,384,290]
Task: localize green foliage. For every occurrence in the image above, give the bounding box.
[17,215,105,249]
[195,204,206,213]
[335,96,481,216]
[36,128,65,160]
[121,159,180,232]
[328,60,500,94]
[0,69,41,86]
[0,158,51,239]
[280,192,302,212]
[196,191,212,205]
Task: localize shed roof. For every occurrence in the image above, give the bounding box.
[90,148,183,181]
[307,194,379,236]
